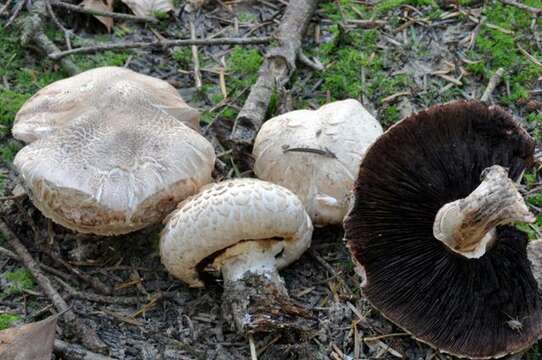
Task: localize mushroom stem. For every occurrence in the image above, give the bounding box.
[433,165,535,258]
[216,241,311,334]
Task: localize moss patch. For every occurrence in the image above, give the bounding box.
[0,313,21,330]
[466,1,542,104]
[2,269,36,298]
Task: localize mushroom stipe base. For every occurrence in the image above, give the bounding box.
[222,272,314,335]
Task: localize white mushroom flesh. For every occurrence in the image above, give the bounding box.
[253,99,383,225]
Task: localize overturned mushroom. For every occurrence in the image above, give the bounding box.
[160,178,313,334]
[253,99,383,225]
[12,66,200,143]
[344,100,542,358]
[14,104,215,235]
[528,240,542,289]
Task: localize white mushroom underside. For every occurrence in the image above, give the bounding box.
[253,99,383,225]
[160,179,313,287]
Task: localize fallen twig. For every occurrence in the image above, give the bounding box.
[50,0,158,23]
[49,36,272,60]
[500,0,541,16]
[0,193,27,202]
[346,19,385,28]
[230,0,319,146]
[0,219,106,353]
[309,249,353,295]
[4,0,26,28]
[517,44,542,67]
[480,67,505,102]
[44,249,112,295]
[249,334,258,360]
[190,20,203,90]
[0,0,11,16]
[297,51,324,71]
[45,0,72,49]
[0,244,75,282]
[21,0,80,75]
[54,339,114,360]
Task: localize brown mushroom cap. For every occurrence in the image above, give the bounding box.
[14,104,215,235]
[344,100,541,358]
[12,66,200,143]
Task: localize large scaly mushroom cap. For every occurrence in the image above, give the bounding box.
[12,66,200,143]
[344,100,541,359]
[160,178,312,288]
[253,99,383,225]
[14,104,215,236]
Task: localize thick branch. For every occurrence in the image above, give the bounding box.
[49,36,272,60]
[230,0,319,146]
[433,165,534,258]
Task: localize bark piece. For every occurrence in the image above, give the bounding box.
[230,0,319,146]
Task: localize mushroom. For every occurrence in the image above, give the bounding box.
[12,66,200,143]
[13,103,215,236]
[344,100,541,358]
[160,178,313,333]
[528,240,542,289]
[253,99,383,226]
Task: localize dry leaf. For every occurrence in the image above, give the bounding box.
[81,0,114,32]
[120,0,173,17]
[0,314,58,360]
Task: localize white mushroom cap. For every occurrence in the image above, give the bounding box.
[160,178,313,287]
[13,104,215,235]
[12,66,200,143]
[253,99,383,225]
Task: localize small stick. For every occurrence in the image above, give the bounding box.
[517,44,542,67]
[0,0,11,15]
[0,193,27,202]
[283,146,336,158]
[298,51,324,71]
[45,0,73,50]
[0,219,106,353]
[4,0,26,28]
[49,36,272,60]
[190,21,202,90]
[44,249,112,295]
[54,339,114,360]
[480,67,505,102]
[0,244,75,282]
[309,249,352,295]
[219,66,227,98]
[249,334,258,360]
[50,0,158,22]
[500,0,541,15]
[20,0,80,75]
[347,19,385,28]
[363,333,410,342]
